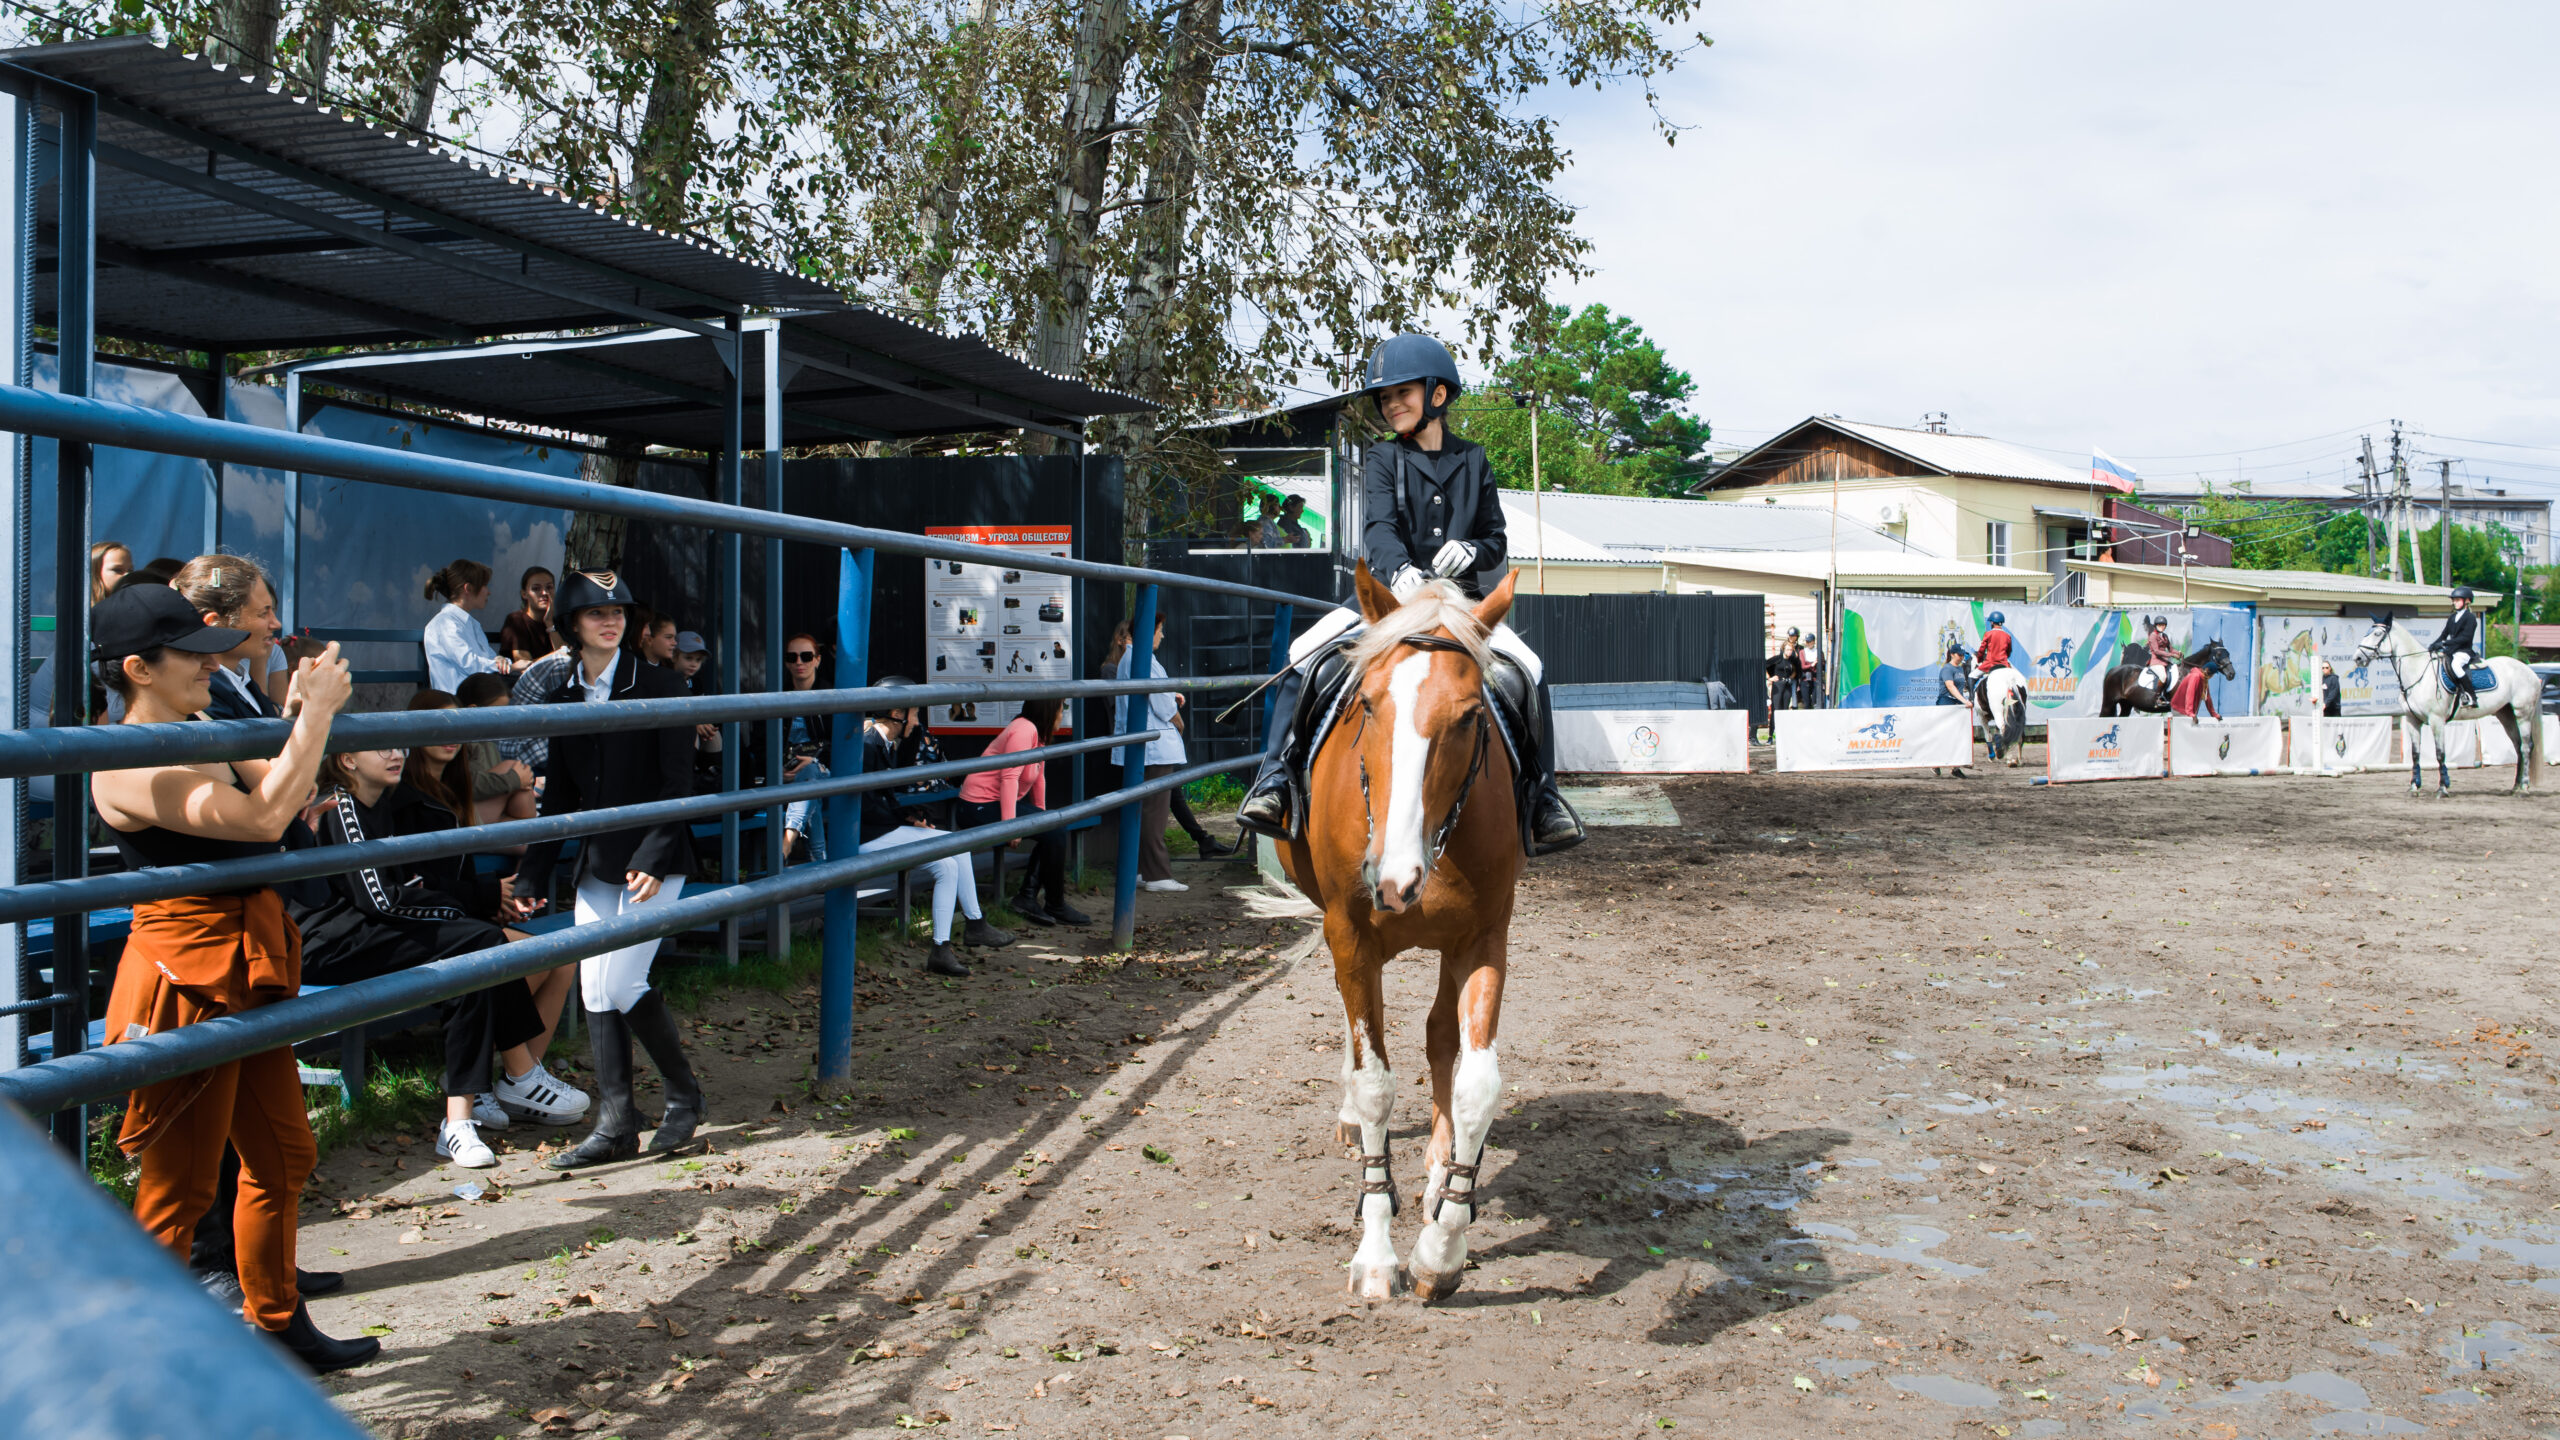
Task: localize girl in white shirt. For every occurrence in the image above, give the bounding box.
[422,558,515,693]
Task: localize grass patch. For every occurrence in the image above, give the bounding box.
[1183,772,1246,811]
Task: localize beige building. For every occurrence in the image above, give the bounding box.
[1496,491,2048,644]
[1695,415,2138,604]
[2064,559,2492,617]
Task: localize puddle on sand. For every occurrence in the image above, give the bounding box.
[1929,1092,1996,1115]
[1885,1374,2000,1407]
[2070,1343,2112,1357]
[2306,1414,2424,1435]
[2015,1423,2067,1440]
[2443,1228,2560,1268]
[1824,1219,1989,1279]
[2439,1320,2549,1373]
[1821,1314,1861,1332]
[1887,1157,1943,1184]
[2403,1173,2485,1204]
[2359,1340,2402,1356]
[1986,1230,2033,1243]
[2424,1389,2484,1407]
[2206,1372,2370,1409]
[1814,1358,1874,1378]
[2026,1310,2059,1323]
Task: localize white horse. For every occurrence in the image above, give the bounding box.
[2354,615,2537,796]
[1976,666,2028,766]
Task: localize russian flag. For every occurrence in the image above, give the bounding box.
[2091,448,2138,493]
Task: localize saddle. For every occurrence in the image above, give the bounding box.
[2437,658,2495,702]
[1284,629,1536,843]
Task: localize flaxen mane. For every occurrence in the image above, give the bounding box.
[1346,580,1493,678]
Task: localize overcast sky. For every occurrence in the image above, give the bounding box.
[1542,2,2560,496]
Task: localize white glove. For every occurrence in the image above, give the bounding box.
[1388,565,1428,601]
[1430,540,1478,578]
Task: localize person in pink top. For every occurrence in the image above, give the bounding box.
[955,697,1090,928]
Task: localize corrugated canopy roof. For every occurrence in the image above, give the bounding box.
[6,38,841,350]
[285,310,1153,449]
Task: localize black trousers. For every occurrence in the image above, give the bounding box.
[300,915,546,1100]
[956,798,1065,905]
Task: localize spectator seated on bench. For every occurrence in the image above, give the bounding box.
[291,745,587,1169]
[955,697,1091,928]
[850,678,1012,979]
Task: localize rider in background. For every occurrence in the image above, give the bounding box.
[2429,586,2482,693]
[1797,631,1824,708]
[1237,332,1583,854]
[2142,617,2178,693]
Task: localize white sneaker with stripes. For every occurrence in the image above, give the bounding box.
[471,1093,513,1130]
[495,1063,591,1126]
[437,1118,497,1169]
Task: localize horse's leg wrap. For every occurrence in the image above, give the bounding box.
[1408,1040,1499,1301]
[1340,1028,1401,1299]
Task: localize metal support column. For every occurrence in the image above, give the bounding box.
[0,83,27,1075]
[46,81,95,1153]
[716,318,744,964]
[1110,584,1158,951]
[281,369,300,630]
[188,351,223,554]
[1070,439,1087,883]
[818,546,872,1082]
[760,322,787,960]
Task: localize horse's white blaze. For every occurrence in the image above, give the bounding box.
[1410,1039,1499,1280]
[1373,652,1435,910]
[1341,1023,1399,1296]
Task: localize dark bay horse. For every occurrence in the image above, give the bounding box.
[1276,563,1523,1302]
[2101,640,2233,717]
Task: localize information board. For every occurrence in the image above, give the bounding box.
[923,525,1074,734]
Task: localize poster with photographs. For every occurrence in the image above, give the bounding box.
[923,525,1074,734]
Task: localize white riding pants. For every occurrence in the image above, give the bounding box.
[574,872,689,1013]
[1292,605,1544,685]
[862,825,981,942]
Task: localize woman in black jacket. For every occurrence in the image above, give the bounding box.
[504,570,704,1169]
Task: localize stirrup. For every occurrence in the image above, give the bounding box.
[1235,777,1298,841]
[1527,790,1586,857]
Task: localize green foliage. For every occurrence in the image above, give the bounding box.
[1455,304,1711,497]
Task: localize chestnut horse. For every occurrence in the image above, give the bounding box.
[1276,563,1524,1302]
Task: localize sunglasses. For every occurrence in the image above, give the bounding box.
[786,650,819,663]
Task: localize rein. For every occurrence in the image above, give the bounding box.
[1353,633,1493,906]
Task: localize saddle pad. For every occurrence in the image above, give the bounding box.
[1301,633,1529,786]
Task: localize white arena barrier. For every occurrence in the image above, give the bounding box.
[1774,706,1972,773]
[2546,714,2560,766]
[2168,715,2286,776]
[2288,716,2397,774]
[1554,709,1751,774]
[2046,714,2166,782]
[2402,718,2516,769]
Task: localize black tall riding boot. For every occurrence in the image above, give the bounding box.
[626,989,706,1155]
[1234,670,1305,839]
[1521,684,1586,856]
[547,1009,638,1170]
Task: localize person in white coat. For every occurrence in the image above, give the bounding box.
[1110,615,1189,892]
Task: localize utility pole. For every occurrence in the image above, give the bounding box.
[2357,436,2378,577]
[1530,398,1545,595]
[2438,458,2454,591]
[2391,421,2422,586]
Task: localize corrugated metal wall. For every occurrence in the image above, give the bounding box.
[1508,592,1767,729]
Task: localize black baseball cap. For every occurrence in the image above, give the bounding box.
[90,583,247,661]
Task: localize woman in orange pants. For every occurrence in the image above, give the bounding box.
[87,583,377,1372]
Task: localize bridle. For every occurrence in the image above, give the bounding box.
[2355,618,2415,706]
[1353,633,1492,907]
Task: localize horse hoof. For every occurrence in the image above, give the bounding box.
[1346,1261,1404,1301]
[1409,1265,1463,1303]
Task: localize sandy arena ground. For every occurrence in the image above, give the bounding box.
[308,753,2560,1438]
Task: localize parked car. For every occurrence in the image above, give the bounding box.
[2533,662,2560,715]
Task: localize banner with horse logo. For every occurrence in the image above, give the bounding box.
[2168,716,2285,776]
[1554,709,1750,774]
[2287,716,2397,774]
[2256,615,2446,717]
[1774,706,1972,772]
[2045,715,2165,782]
[1835,592,2255,718]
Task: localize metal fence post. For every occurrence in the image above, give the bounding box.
[1,82,25,1076]
[760,321,787,962]
[47,81,94,1154]
[1111,584,1158,951]
[818,547,871,1082]
[717,316,744,964]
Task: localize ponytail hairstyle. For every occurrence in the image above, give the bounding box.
[423,558,494,604]
[172,553,271,628]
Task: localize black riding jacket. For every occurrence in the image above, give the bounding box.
[510,650,693,893]
[1360,433,1508,600]
[2431,607,2481,658]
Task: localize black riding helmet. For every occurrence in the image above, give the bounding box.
[1363,333,1462,432]
[2451,585,2475,601]
[553,568,636,620]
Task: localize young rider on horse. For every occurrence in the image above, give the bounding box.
[2142,617,2178,693]
[1237,332,1585,855]
[1975,612,2019,692]
[2430,586,2483,697]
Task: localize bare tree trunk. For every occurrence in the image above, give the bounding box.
[394,0,475,135]
[1031,0,1137,378]
[565,448,641,573]
[207,0,283,75]
[629,0,724,231]
[1111,0,1224,408]
[299,0,340,97]
[898,0,999,325]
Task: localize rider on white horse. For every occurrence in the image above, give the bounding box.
[1236,333,1586,855]
[2430,586,2484,700]
[1975,611,2020,695]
